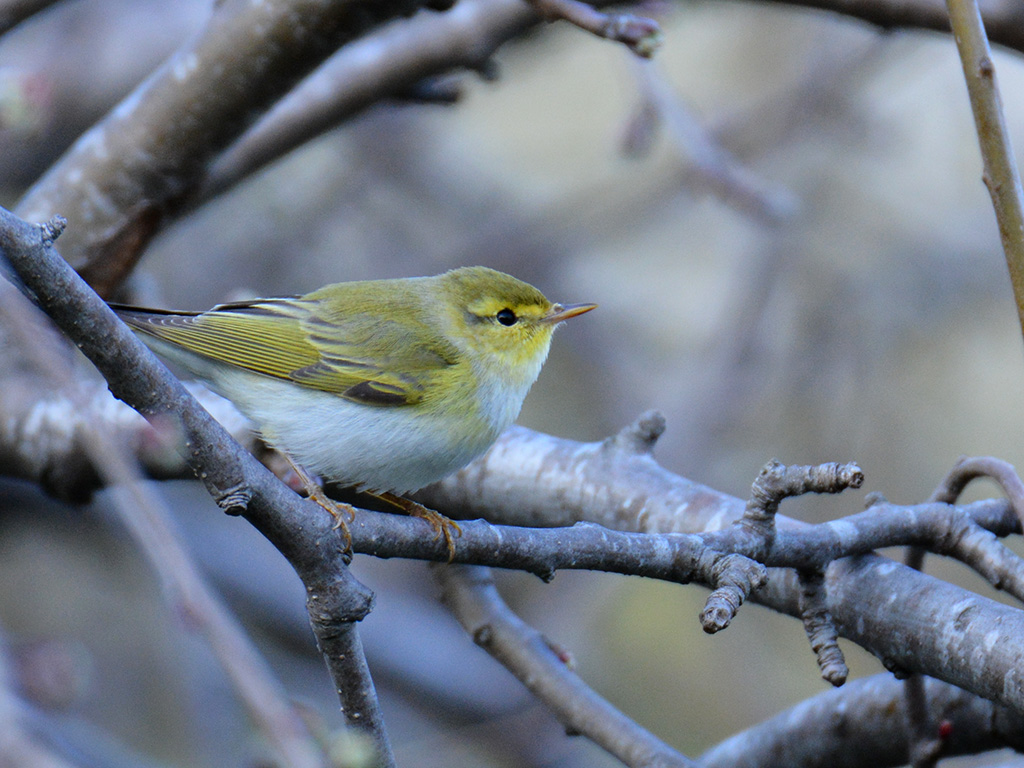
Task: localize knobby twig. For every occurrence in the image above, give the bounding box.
[524,0,661,57]
[0,207,395,766]
[419,419,1024,715]
[945,0,1024,339]
[798,569,848,686]
[904,454,1024,765]
[438,564,696,768]
[732,459,861,683]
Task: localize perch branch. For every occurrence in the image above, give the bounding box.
[524,0,661,57]
[0,207,394,765]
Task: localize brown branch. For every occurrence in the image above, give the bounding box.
[14,0,444,297]
[945,0,1024,341]
[438,565,696,768]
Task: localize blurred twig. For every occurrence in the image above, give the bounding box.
[699,673,1024,767]
[0,0,61,36]
[524,0,661,56]
[774,0,1024,54]
[627,59,797,224]
[14,0,445,297]
[0,252,326,768]
[438,564,696,768]
[0,637,78,768]
[945,0,1024,343]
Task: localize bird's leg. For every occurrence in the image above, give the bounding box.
[373,492,462,562]
[283,455,356,552]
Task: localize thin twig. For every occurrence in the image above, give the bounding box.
[945,0,1024,339]
[438,565,696,768]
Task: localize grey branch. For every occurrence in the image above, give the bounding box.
[14,0,446,296]
[699,673,1024,767]
[439,564,695,768]
[0,206,394,765]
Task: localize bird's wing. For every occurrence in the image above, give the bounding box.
[114,297,458,406]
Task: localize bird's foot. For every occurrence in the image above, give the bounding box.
[284,456,356,553]
[375,492,462,562]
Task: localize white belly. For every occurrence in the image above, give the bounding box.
[210,367,503,494]
[140,333,536,494]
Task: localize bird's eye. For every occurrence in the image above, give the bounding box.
[496,308,518,326]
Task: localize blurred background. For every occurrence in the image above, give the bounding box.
[2,0,1024,765]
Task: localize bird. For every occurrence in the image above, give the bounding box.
[112,266,596,558]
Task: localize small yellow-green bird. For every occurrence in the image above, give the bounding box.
[113,266,594,548]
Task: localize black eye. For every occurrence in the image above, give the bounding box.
[496,308,518,326]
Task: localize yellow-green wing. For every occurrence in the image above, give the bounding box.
[114,295,458,406]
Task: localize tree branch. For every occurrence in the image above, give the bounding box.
[14,0,445,296]
[944,0,1024,341]
[769,0,1024,54]
[0,0,61,35]
[439,564,696,768]
[0,207,394,765]
[699,673,1024,767]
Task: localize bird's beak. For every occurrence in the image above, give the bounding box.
[544,302,597,324]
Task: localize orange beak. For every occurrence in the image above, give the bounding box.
[544,302,597,324]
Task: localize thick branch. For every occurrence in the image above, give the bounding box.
[439,565,695,768]
[945,0,1024,341]
[15,0,442,296]
[699,673,1024,767]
